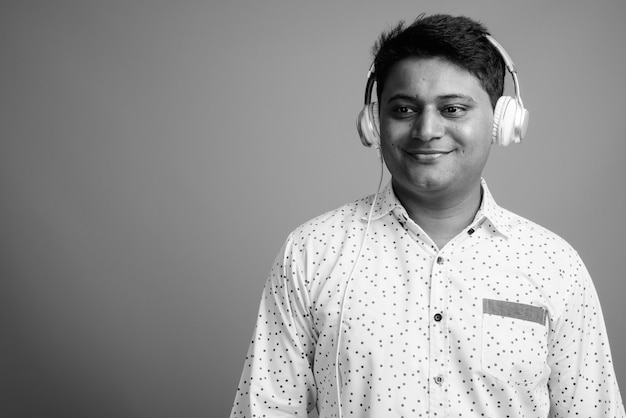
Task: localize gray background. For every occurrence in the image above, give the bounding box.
[1,1,624,417]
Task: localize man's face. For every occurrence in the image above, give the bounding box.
[378,57,494,201]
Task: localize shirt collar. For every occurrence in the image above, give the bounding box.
[362,179,510,238]
[476,179,510,237]
[364,181,402,221]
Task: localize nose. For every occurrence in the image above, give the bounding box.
[411,108,444,141]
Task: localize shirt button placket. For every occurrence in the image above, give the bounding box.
[429,254,448,416]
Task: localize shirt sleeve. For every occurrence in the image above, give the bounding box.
[230,234,318,417]
[547,255,625,417]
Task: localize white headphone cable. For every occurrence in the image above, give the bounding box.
[333,148,384,418]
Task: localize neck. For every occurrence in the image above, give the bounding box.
[394,181,483,249]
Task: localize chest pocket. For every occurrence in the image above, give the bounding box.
[481,299,550,386]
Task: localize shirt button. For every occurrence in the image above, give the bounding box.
[436,256,444,265]
[434,313,443,322]
[434,375,444,385]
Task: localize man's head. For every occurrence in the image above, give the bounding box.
[373,14,505,109]
[371,14,506,203]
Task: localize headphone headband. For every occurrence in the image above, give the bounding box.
[363,63,376,104]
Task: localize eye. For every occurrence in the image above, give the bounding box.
[392,106,415,117]
[441,105,467,117]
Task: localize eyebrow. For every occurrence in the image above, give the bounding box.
[386,93,478,104]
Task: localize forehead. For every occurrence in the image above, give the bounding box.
[381,57,489,102]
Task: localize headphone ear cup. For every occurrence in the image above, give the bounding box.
[357,102,380,148]
[492,96,519,146]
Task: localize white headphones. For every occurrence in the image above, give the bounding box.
[356,34,529,148]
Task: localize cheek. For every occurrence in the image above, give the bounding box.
[453,117,493,149]
[379,125,401,153]
[378,119,393,141]
[379,118,411,145]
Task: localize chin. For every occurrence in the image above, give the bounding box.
[396,175,450,194]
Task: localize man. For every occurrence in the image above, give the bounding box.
[230,14,624,417]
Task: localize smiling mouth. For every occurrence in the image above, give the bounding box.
[406,150,453,162]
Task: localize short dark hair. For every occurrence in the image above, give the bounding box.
[372,14,505,108]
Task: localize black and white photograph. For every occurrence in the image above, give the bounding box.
[2,1,625,417]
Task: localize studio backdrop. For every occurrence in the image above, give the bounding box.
[1,1,624,417]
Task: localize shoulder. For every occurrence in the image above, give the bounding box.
[498,206,586,271]
[286,194,375,248]
[269,194,375,289]
[500,207,570,245]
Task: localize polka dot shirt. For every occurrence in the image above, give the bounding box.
[230,180,625,417]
